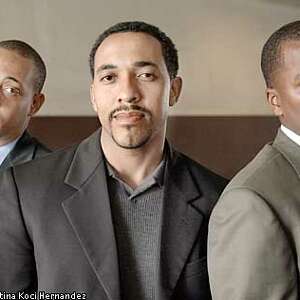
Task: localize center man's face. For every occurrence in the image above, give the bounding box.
[90,32,181,149]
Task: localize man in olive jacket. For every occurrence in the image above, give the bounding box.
[208,20,300,300]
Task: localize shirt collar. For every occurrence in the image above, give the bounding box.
[0,137,20,166]
[280,125,300,147]
[106,148,168,191]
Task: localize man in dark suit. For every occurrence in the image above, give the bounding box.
[0,40,49,170]
[208,21,300,300]
[0,21,227,299]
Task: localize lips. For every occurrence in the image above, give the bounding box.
[113,111,145,123]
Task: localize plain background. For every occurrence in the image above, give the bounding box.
[1,0,300,116]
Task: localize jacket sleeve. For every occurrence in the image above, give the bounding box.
[208,188,298,300]
[0,169,37,292]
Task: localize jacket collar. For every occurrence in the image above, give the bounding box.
[63,129,207,299]
[1,131,35,169]
[273,128,300,178]
[63,130,120,300]
[64,129,103,189]
[157,150,207,297]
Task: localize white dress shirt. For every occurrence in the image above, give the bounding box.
[0,138,19,166]
[280,125,300,147]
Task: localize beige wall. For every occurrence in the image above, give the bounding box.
[1,0,300,116]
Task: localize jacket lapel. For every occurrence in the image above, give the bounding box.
[273,129,300,178]
[62,130,120,300]
[1,131,35,170]
[158,150,206,298]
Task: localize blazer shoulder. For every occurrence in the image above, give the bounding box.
[12,129,102,195]
[13,143,78,185]
[225,143,297,196]
[30,136,52,157]
[175,150,229,194]
[1,132,51,169]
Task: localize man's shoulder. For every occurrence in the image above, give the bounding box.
[27,135,51,157]
[15,131,49,151]
[12,130,101,187]
[1,131,51,169]
[172,149,228,194]
[0,144,78,206]
[225,141,295,195]
[14,143,77,173]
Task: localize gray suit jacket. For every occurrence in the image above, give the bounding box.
[0,131,50,170]
[0,130,227,300]
[208,129,300,300]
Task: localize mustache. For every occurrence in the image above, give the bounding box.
[109,105,151,121]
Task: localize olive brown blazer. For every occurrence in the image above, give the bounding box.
[208,129,300,300]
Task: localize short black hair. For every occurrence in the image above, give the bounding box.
[261,20,300,88]
[0,40,46,93]
[89,21,179,79]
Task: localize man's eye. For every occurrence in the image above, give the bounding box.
[2,86,21,97]
[138,73,155,81]
[100,75,116,83]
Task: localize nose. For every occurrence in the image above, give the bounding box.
[118,75,141,104]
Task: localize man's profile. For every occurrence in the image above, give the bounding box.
[0,21,227,299]
[0,40,49,170]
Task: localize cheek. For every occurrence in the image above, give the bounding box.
[0,99,24,116]
[91,95,113,124]
[158,88,171,115]
[92,85,116,105]
[92,89,108,110]
[145,84,170,109]
[0,101,28,129]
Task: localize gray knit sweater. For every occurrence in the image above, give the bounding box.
[106,159,166,300]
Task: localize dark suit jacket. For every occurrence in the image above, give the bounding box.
[0,130,50,170]
[0,130,227,300]
[208,129,300,300]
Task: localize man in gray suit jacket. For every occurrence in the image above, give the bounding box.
[0,131,49,170]
[208,21,300,299]
[0,21,227,299]
[0,40,49,170]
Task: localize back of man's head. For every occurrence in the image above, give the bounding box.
[261,20,300,88]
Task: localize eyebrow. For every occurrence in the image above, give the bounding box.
[133,61,158,68]
[2,76,21,85]
[96,64,117,75]
[95,61,158,75]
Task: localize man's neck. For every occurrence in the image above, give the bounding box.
[101,133,165,189]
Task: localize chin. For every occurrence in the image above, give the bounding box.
[112,133,151,149]
[110,126,152,149]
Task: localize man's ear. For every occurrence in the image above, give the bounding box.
[28,93,45,116]
[266,88,283,116]
[90,84,98,113]
[169,76,182,107]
